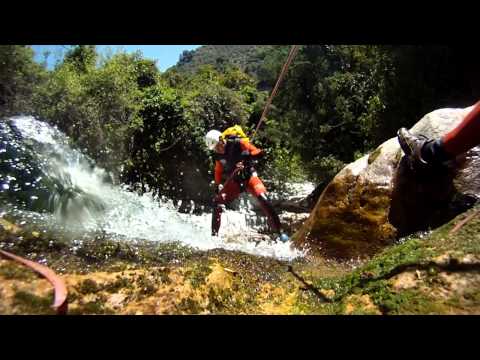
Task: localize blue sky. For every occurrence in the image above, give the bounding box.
[31,45,201,72]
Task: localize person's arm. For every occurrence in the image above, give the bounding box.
[240,139,264,159]
[213,160,225,194]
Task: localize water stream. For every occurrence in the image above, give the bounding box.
[0,116,305,260]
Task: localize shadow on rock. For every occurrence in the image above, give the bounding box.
[389,155,478,237]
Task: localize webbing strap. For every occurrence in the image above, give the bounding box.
[0,249,68,314]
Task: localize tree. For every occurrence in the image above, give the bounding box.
[0,45,45,117]
[63,45,97,73]
[254,45,392,183]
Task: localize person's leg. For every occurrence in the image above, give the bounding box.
[441,100,480,157]
[247,176,282,233]
[211,179,241,236]
[397,100,480,166]
[211,206,222,236]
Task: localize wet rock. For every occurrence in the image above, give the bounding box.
[205,263,233,291]
[293,106,480,258]
[344,294,381,315]
[391,271,422,290]
[319,288,335,300]
[107,293,127,309]
[0,218,22,235]
[279,212,309,235]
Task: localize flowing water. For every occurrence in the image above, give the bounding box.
[0,116,305,260]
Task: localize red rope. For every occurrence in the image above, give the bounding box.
[251,45,300,140]
[0,249,68,314]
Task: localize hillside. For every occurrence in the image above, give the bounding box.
[172,45,274,77]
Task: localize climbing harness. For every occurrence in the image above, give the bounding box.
[214,167,243,203]
[0,249,68,314]
[251,45,300,141]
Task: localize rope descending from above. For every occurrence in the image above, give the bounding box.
[251,45,300,141]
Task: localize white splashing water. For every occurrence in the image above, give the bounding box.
[3,116,305,260]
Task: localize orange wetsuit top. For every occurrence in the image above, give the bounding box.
[214,138,263,185]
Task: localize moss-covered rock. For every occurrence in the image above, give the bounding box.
[2,202,479,314]
[294,106,480,259]
[1,220,341,314]
[301,205,480,314]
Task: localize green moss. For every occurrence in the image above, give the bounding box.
[302,206,480,314]
[176,298,203,314]
[427,208,480,255]
[205,287,234,313]
[76,279,100,295]
[185,261,212,289]
[70,301,115,315]
[296,176,397,258]
[154,268,171,285]
[365,281,446,314]
[104,277,132,293]
[0,227,196,275]
[4,203,479,315]
[67,291,80,303]
[463,290,480,303]
[75,276,133,297]
[135,274,157,296]
[0,262,37,281]
[290,290,333,314]
[311,237,428,301]
[12,290,56,314]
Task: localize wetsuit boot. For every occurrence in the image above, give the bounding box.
[256,193,289,242]
[397,128,450,168]
[212,204,222,236]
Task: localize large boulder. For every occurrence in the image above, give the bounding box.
[292,106,480,258]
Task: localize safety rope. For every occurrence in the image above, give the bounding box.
[163,45,299,151]
[216,46,300,195]
[0,249,68,314]
[251,45,300,141]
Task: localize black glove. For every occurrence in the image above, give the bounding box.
[240,151,251,162]
[242,152,263,167]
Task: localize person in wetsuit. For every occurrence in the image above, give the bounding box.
[205,128,289,242]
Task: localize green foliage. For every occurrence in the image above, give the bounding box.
[123,65,261,205]
[377,45,479,140]
[306,155,346,185]
[174,45,270,76]
[123,84,188,198]
[31,47,148,172]
[257,46,392,173]
[0,45,46,117]
[133,57,159,88]
[63,45,97,73]
[262,146,307,193]
[3,44,479,208]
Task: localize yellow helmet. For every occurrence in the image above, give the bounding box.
[220,125,249,142]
